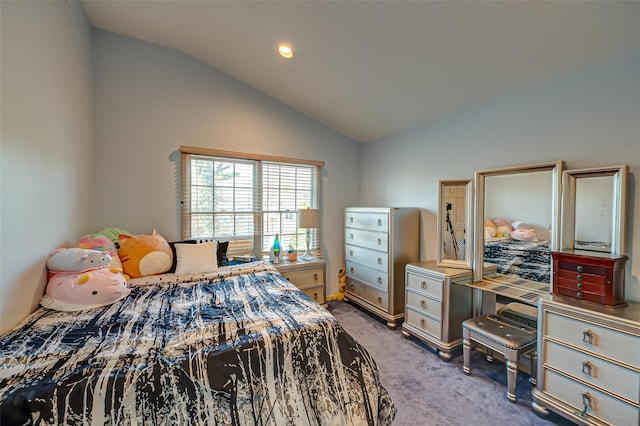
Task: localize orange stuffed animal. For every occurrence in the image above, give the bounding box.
[118,230,173,278]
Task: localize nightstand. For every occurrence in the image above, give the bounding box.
[272,258,326,306]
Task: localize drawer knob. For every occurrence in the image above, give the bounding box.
[420,300,426,309]
[377,277,382,284]
[576,274,583,281]
[313,273,318,281]
[377,257,382,265]
[377,219,382,226]
[582,329,594,344]
[313,292,318,300]
[349,217,354,223]
[576,283,583,290]
[576,291,583,299]
[349,283,355,290]
[350,267,354,273]
[577,265,583,273]
[350,250,354,256]
[420,319,426,328]
[377,296,382,303]
[377,238,382,245]
[421,281,427,289]
[581,360,593,376]
[349,233,354,240]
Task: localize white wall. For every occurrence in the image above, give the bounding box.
[91,31,361,297]
[361,52,640,302]
[0,1,93,333]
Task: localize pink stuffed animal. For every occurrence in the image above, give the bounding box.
[41,248,130,312]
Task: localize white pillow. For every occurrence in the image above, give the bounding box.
[174,241,219,274]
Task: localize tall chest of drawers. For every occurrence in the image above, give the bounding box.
[401,261,473,361]
[531,296,640,426]
[344,207,419,328]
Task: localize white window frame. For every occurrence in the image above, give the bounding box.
[180,146,323,259]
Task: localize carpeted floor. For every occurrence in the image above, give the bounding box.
[327,301,575,426]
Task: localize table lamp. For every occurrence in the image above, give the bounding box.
[297,208,319,260]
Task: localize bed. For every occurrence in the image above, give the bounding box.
[0,261,395,425]
[483,238,551,284]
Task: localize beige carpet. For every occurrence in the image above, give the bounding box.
[327,301,575,426]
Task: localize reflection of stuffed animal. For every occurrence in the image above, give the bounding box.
[118,230,172,278]
[42,248,129,311]
[327,268,347,302]
[511,228,538,241]
[484,219,497,238]
[492,218,513,237]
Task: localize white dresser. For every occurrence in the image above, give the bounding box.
[344,207,420,328]
[401,261,473,361]
[532,296,640,426]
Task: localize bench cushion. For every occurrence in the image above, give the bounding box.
[463,314,536,350]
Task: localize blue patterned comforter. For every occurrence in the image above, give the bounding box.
[0,262,395,425]
[484,239,551,284]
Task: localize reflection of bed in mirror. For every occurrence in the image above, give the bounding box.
[472,161,563,309]
[483,238,550,283]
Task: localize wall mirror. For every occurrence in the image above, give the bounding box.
[437,179,473,270]
[472,161,564,288]
[560,165,628,255]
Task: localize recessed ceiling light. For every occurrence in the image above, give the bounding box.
[278,44,294,59]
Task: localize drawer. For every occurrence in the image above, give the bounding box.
[345,228,388,252]
[345,244,388,273]
[544,311,640,367]
[406,272,443,300]
[345,211,389,232]
[346,261,388,291]
[558,261,607,277]
[543,369,639,426]
[405,306,442,339]
[301,285,326,305]
[555,286,606,305]
[406,289,442,320]
[281,268,324,290]
[345,277,389,311]
[557,269,607,286]
[544,340,639,402]
[556,274,605,293]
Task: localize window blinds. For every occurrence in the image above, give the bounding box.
[180,146,323,258]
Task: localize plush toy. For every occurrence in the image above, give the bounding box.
[484,219,497,239]
[46,247,111,272]
[118,230,173,278]
[511,228,538,241]
[326,268,347,302]
[76,234,123,270]
[42,248,129,312]
[492,218,513,237]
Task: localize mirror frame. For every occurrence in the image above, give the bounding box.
[560,165,628,255]
[472,160,564,282]
[437,179,474,270]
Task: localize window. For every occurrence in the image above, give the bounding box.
[180,146,323,258]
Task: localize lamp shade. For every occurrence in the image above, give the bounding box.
[297,208,319,229]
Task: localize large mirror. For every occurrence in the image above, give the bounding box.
[560,165,628,255]
[437,179,473,270]
[472,161,564,292]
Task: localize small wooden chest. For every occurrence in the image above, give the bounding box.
[552,250,628,308]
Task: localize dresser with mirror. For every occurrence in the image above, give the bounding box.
[404,159,638,424]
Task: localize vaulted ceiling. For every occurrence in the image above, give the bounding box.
[81,1,640,143]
